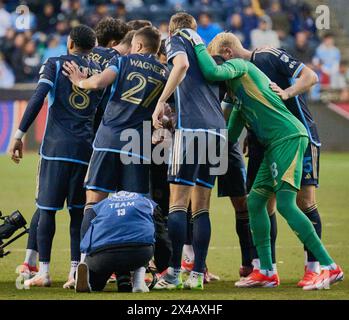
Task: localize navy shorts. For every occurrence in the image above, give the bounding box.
[246,132,320,192]
[301,142,320,187]
[85,150,150,194]
[168,130,226,189]
[36,158,87,210]
[217,141,247,198]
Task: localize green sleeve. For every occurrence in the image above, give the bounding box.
[194,44,248,82]
[227,107,245,143]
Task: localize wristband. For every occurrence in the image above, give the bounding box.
[14,129,25,140]
[78,80,84,88]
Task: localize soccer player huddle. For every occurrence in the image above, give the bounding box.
[10,12,344,293]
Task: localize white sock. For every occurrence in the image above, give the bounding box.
[39,261,50,274]
[168,266,181,278]
[24,249,37,267]
[80,253,86,263]
[252,258,260,270]
[260,269,276,276]
[272,263,277,272]
[307,261,320,273]
[133,267,146,289]
[183,244,194,262]
[69,261,79,279]
[190,270,203,279]
[322,263,337,271]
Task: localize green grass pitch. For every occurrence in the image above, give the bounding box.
[0,153,348,300]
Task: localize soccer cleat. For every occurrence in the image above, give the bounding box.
[63,277,75,289]
[132,281,150,293]
[17,263,38,280]
[181,259,194,273]
[303,269,331,291]
[153,270,183,290]
[107,273,117,283]
[24,272,51,288]
[329,265,344,285]
[235,269,280,288]
[117,274,132,292]
[184,272,204,290]
[75,262,91,293]
[239,265,254,278]
[297,270,320,288]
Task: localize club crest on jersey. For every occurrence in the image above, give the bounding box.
[280,54,289,63]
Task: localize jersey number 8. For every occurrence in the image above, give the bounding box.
[69,85,91,110]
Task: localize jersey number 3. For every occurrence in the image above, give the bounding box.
[121,72,164,108]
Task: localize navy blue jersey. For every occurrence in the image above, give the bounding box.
[93,54,167,158]
[89,47,122,123]
[166,34,225,132]
[251,48,320,146]
[89,46,120,71]
[80,192,156,254]
[38,54,103,164]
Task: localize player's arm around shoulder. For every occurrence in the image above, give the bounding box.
[62,56,120,90]
[195,44,248,81]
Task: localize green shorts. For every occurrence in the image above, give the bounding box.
[251,136,309,195]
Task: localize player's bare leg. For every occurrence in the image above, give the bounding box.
[154,184,192,290]
[86,189,108,204]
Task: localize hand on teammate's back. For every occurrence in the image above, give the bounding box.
[62,61,88,88]
[177,29,204,47]
[269,82,291,100]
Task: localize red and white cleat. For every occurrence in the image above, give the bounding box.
[24,272,51,288]
[17,263,38,279]
[235,270,280,288]
[181,259,194,274]
[303,269,331,290]
[297,270,320,288]
[107,273,117,283]
[329,265,344,285]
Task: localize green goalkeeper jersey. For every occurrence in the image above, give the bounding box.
[194,44,308,148]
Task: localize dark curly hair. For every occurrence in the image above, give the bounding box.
[69,25,96,51]
[95,17,130,47]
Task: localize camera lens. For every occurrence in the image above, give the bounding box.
[6,211,27,228]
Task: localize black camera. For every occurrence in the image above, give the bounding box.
[0,210,28,258]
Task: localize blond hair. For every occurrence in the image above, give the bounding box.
[169,12,197,34]
[207,32,243,56]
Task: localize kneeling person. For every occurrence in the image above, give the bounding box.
[76,192,156,293]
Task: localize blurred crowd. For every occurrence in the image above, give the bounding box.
[0,0,348,100]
